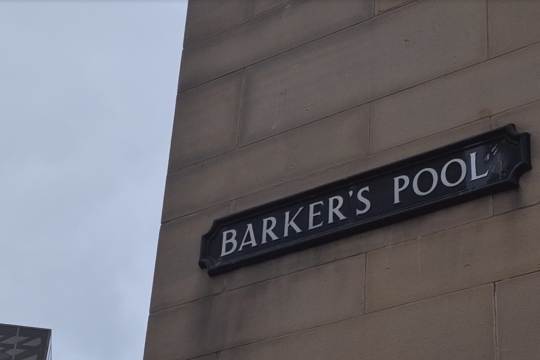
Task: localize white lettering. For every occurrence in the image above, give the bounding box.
[413,168,439,196]
[394,175,410,204]
[356,186,371,215]
[441,158,467,187]
[238,224,257,251]
[284,207,303,237]
[328,196,347,223]
[308,201,324,230]
[470,152,489,181]
[221,230,237,257]
[261,217,278,244]
[413,168,438,196]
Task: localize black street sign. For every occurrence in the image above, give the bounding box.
[199,124,531,276]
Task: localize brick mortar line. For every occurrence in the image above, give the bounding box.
[183,15,251,50]
[364,282,495,315]
[251,3,291,21]
[368,93,540,156]
[493,282,500,360]
[486,0,490,59]
[235,68,247,150]
[495,269,540,284]
[368,117,492,156]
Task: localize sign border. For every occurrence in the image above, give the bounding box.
[200,124,531,276]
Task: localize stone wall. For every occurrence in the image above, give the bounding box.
[144,1,540,359]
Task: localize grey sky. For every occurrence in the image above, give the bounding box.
[0,1,187,359]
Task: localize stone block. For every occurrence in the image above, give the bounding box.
[366,204,540,312]
[144,256,365,360]
[376,0,416,14]
[179,1,373,90]
[169,71,243,171]
[150,204,231,312]
[219,285,495,360]
[371,41,540,153]
[183,0,251,47]
[492,100,540,214]
[240,0,486,145]
[496,271,540,360]
[162,105,369,222]
[488,0,540,58]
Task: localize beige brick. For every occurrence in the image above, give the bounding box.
[220,285,495,360]
[376,0,415,14]
[492,100,540,215]
[497,271,540,360]
[488,0,540,58]
[145,256,365,360]
[371,41,540,153]
[162,105,369,222]
[169,71,243,171]
[366,204,540,312]
[183,0,251,47]
[150,204,231,312]
[179,1,373,90]
[227,120,493,289]
[240,0,486,145]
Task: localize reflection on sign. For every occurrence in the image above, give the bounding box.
[200,124,531,276]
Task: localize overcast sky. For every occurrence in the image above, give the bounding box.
[0,1,187,359]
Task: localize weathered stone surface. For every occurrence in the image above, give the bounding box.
[169,71,243,170]
[488,0,540,58]
[240,0,486,145]
[162,105,369,222]
[145,256,365,360]
[492,100,540,215]
[183,0,251,47]
[376,0,416,14]
[226,120,493,289]
[251,0,291,18]
[219,285,495,360]
[150,204,231,312]
[366,204,540,312]
[371,41,540,153]
[180,1,373,90]
[497,271,540,360]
